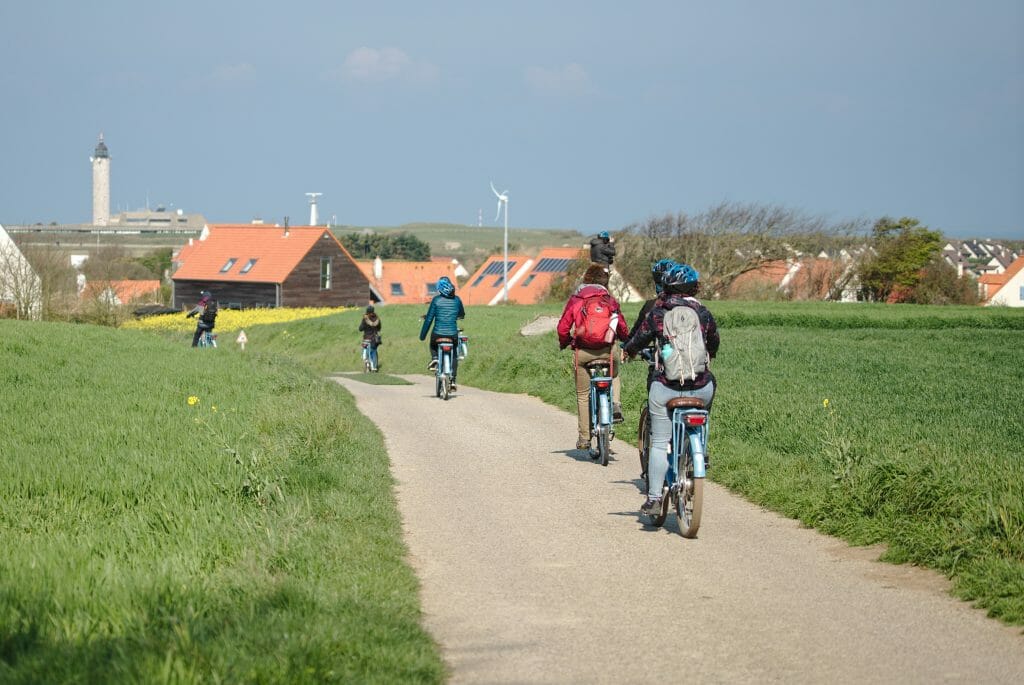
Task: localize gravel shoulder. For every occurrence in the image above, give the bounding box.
[333,374,1024,684]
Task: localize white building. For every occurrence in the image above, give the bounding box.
[0,224,42,319]
[986,256,1024,307]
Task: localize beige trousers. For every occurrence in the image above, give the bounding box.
[574,346,621,443]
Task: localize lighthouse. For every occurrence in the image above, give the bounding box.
[90,133,110,226]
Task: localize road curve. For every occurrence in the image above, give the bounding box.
[332,374,1024,685]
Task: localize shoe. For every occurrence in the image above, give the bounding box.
[427,359,438,370]
[612,404,624,424]
[641,497,662,515]
[576,438,590,451]
[450,382,457,391]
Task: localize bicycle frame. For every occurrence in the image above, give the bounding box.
[580,349,615,466]
[198,330,217,348]
[435,336,456,399]
[668,407,708,483]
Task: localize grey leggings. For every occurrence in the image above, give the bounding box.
[646,380,715,499]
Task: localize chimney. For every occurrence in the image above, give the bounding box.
[373,256,383,280]
[283,216,290,238]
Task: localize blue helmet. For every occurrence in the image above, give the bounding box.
[662,263,699,288]
[651,259,676,294]
[598,231,610,240]
[436,276,455,297]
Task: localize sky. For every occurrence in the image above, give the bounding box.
[1,1,1021,239]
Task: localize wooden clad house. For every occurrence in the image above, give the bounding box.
[172,224,379,309]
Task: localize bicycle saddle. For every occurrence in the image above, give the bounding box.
[666,397,705,411]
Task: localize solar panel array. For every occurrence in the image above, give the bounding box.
[532,258,571,273]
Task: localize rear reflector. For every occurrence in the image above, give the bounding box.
[685,414,707,426]
[594,380,611,389]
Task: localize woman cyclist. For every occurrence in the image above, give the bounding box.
[623,263,720,515]
[419,276,466,389]
[359,305,382,371]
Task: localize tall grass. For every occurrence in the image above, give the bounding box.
[0,320,444,683]
[246,301,1024,625]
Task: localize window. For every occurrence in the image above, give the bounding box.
[521,274,537,287]
[1020,286,1024,300]
[320,257,332,289]
[220,258,237,273]
[240,258,257,274]
[390,283,405,296]
[492,276,505,288]
[471,275,486,287]
[426,282,438,295]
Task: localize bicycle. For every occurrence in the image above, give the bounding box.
[197,329,217,348]
[434,335,457,400]
[361,339,378,373]
[636,348,656,481]
[581,352,615,467]
[644,396,708,538]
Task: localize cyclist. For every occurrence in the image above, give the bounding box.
[589,231,616,266]
[632,258,676,388]
[359,305,382,371]
[557,263,630,453]
[185,290,218,347]
[419,276,465,389]
[623,263,719,515]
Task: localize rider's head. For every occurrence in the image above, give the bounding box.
[436,276,455,297]
[200,290,212,301]
[661,263,699,296]
[582,263,610,287]
[650,259,676,294]
[366,305,375,314]
[598,231,610,242]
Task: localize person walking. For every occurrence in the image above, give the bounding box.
[359,305,382,371]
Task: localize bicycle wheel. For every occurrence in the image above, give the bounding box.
[364,358,372,373]
[435,375,442,398]
[441,374,451,400]
[597,425,610,466]
[675,437,703,538]
[638,405,650,480]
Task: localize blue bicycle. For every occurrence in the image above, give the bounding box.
[434,335,457,400]
[644,396,708,538]
[583,357,615,466]
[197,329,217,348]
[361,339,378,372]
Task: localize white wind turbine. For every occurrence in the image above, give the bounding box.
[491,181,510,303]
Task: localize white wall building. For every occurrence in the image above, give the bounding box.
[986,256,1024,307]
[0,224,42,319]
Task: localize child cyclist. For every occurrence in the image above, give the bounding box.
[419,276,465,389]
[623,263,720,515]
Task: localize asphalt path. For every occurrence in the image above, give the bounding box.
[332,374,1024,684]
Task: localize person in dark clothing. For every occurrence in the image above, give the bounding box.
[185,290,218,347]
[589,231,616,266]
[358,305,382,371]
[623,264,720,515]
[631,259,676,390]
[419,276,466,389]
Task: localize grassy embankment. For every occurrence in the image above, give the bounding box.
[231,301,1023,626]
[0,319,444,683]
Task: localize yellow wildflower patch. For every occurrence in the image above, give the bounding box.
[124,307,348,333]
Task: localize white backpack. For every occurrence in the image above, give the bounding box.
[661,302,709,382]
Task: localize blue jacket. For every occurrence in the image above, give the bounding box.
[419,293,465,339]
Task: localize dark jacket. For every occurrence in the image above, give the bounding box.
[589,237,616,265]
[556,283,630,350]
[624,293,720,390]
[359,313,381,342]
[419,293,465,339]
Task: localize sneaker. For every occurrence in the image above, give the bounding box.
[640,497,662,515]
[612,404,624,424]
[427,359,438,370]
[450,382,457,391]
[576,438,590,451]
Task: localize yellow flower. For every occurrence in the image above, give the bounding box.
[211,405,218,412]
[823,398,830,408]
[188,395,200,406]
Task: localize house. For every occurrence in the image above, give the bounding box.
[356,256,458,305]
[80,279,161,306]
[726,256,855,301]
[983,255,1024,307]
[0,223,42,319]
[171,224,378,309]
[461,247,584,305]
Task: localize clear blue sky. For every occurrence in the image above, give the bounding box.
[1,1,1021,239]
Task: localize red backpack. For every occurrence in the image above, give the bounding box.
[573,292,617,349]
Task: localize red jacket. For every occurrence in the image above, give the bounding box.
[557,284,629,349]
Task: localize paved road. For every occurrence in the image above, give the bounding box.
[333,375,1024,684]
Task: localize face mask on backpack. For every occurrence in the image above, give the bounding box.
[661,303,709,381]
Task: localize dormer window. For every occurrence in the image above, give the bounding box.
[240,258,257,274]
[220,258,237,273]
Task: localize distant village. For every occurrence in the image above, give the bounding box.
[1,135,1021,319]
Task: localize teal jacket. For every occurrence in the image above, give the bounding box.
[419,293,465,339]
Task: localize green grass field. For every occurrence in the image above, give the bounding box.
[0,320,444,683]
[2,300,1022,684]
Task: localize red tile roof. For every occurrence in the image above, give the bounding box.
[981,255,1024,302]
[81,279,161,303]
[461,247,584,305]
[356,259,458,305]
[173,224,357,283]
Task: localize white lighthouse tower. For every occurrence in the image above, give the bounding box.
[90,133,110,226]
[306,192,322,226]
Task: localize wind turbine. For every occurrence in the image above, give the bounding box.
[491,181,510,303]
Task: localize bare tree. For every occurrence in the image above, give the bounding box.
[0,235,43,319]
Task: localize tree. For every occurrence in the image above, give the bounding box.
[337,232,431,261]
[908,257,979,305]
[614,202,866,299]
[857,217,942,302]
[0,237,43,319]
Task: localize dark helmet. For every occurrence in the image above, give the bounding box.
[662,263,699,288]
[366,305,375,313]
[437,276,455,297]
[598,231,610,240]
[651,259,675,284]
[200,290,212,299]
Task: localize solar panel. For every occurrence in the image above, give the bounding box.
[533,258,571,273]
[481,260,516,276]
